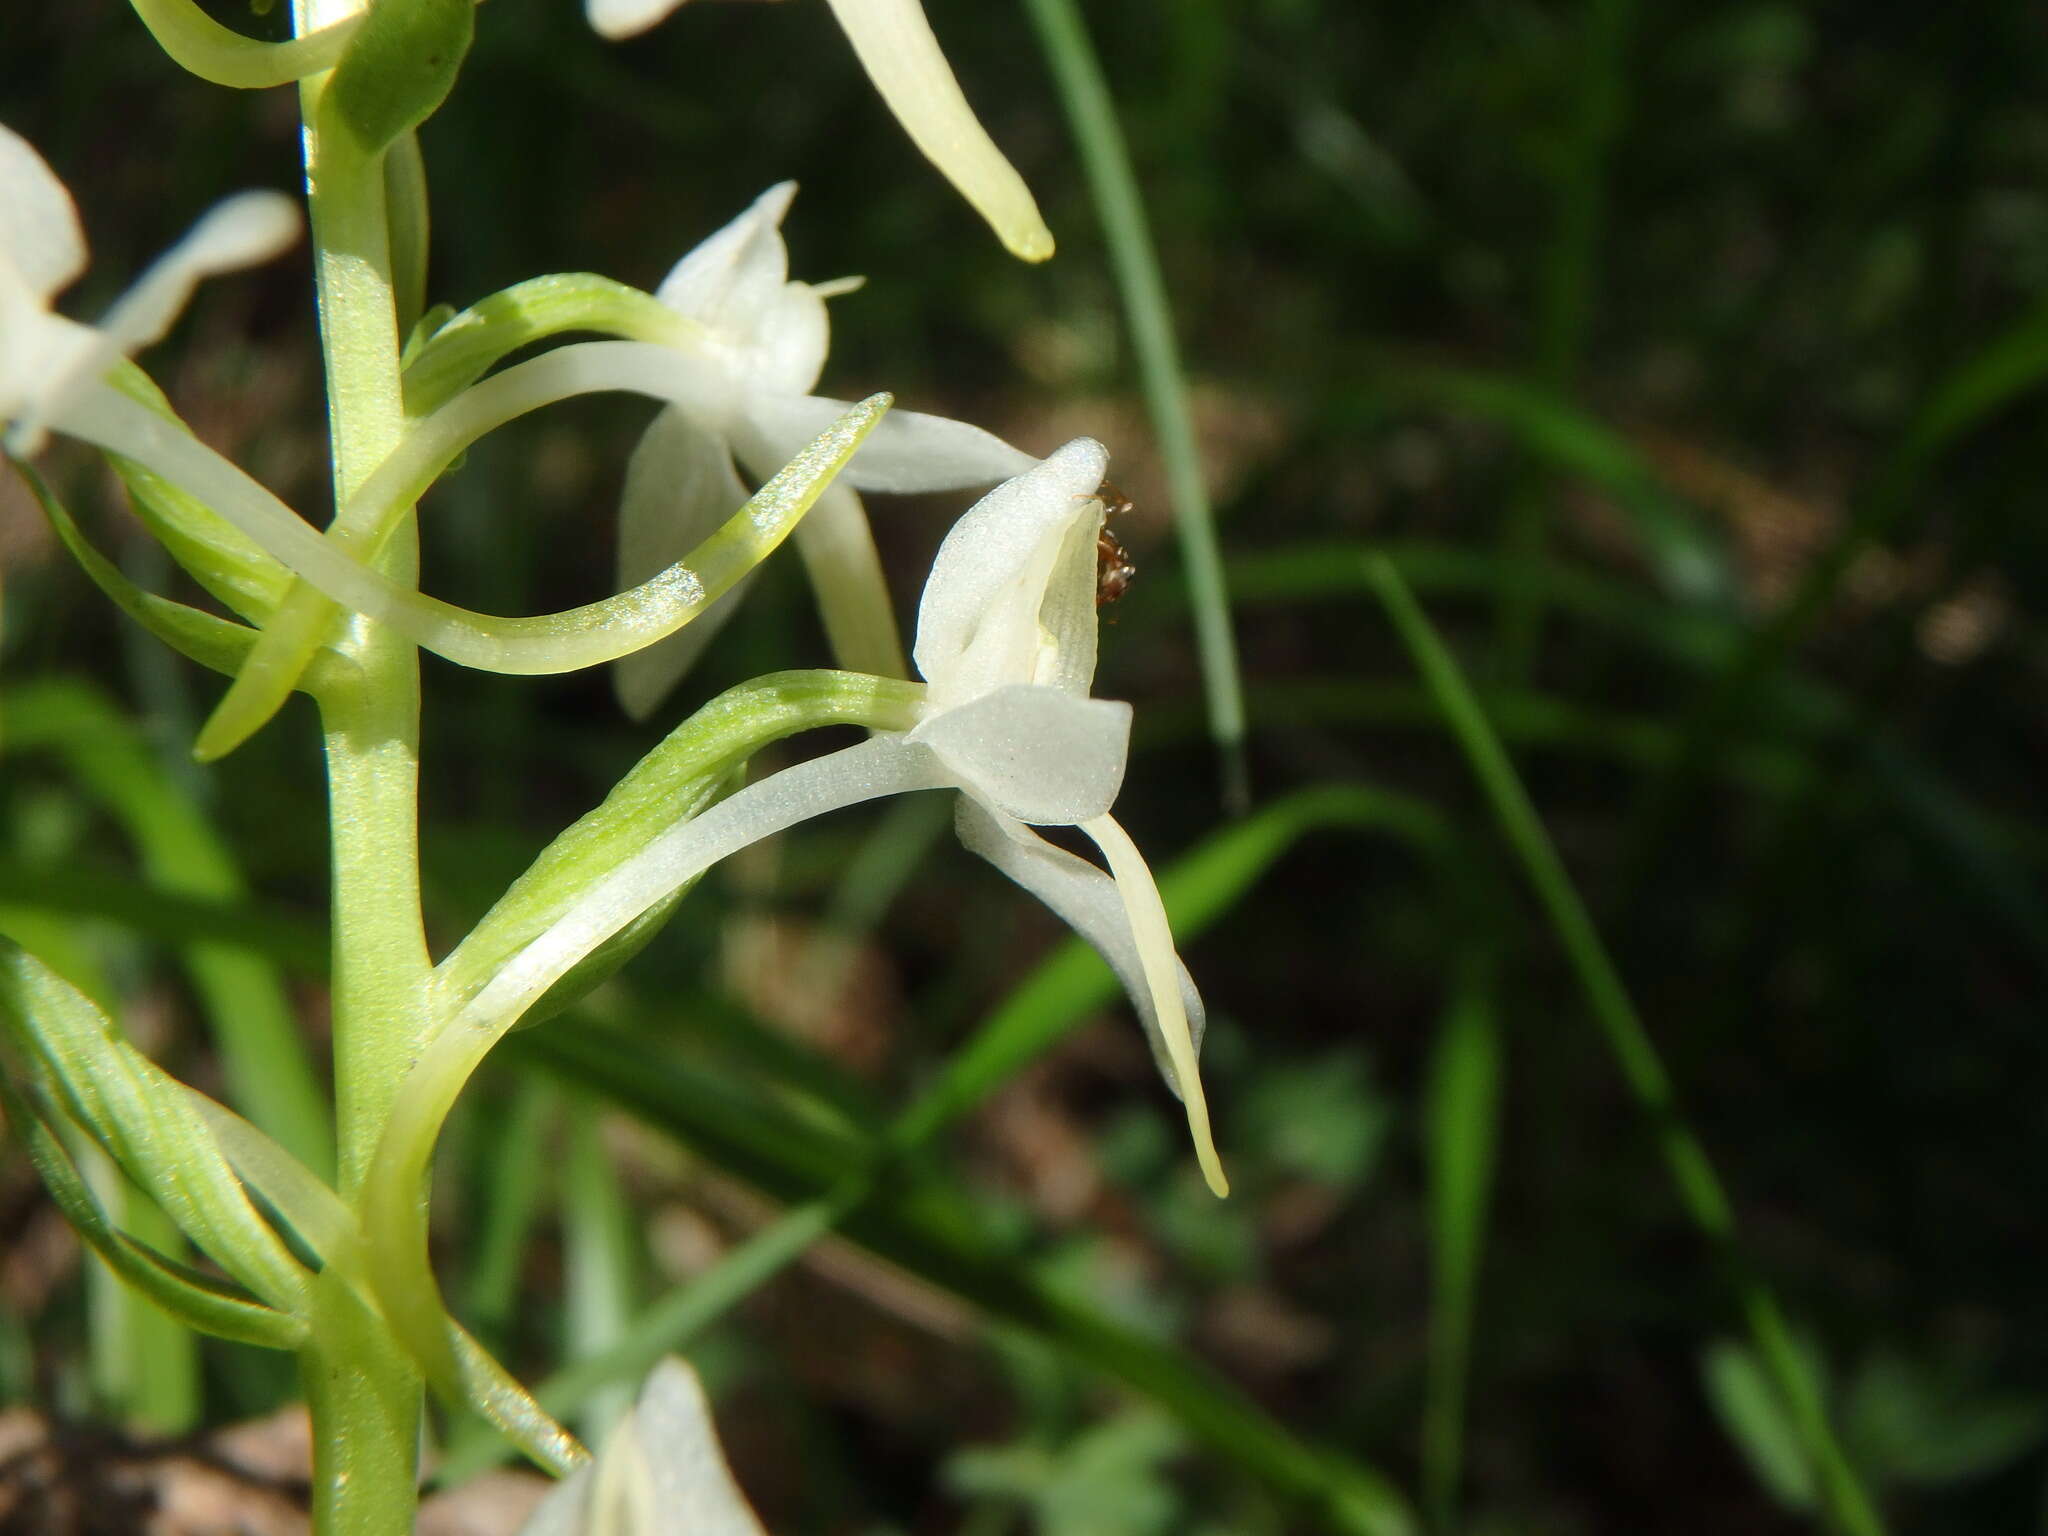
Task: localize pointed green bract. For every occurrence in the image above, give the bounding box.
[0,940,311,1315]
[0,1076,303,1350]
[321,0,473,159]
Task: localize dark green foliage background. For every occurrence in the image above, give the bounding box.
[3,1,2046,1532]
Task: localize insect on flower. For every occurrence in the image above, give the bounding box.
[1093,479,1138,609]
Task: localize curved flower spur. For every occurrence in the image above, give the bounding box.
[388,439,1225,1233]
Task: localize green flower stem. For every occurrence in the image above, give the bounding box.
[361,673,926,1414]
[289,23,432,1531]
[1363,555,1885,1536]
[1018,0,1248,810]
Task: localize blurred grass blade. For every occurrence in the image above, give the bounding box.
[1017,0,1248,809]
[1496,0,1636,674]
[1702,1338,1823,1512]
[1360,371,1731,606]
[440,1188,861,1485]
[1361,554,1885,1536]
[562,1098,641,1442]
[0,1076,303,1350]
[509,1020,1416,1536]
[4,680,334,1179]
[1622,287,2048,889]
[1421,970,1501,1531]
[895,783,1448,1149]
[461,1078,557,1350]
[80,1135,202,1432]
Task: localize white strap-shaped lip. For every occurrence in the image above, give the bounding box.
[53,382,887,675]
[954,798,1226,1197]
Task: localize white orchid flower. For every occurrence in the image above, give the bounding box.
[457,439,1227,1195]
[0,123,298,456]
[585,0,1053,264]
[614,181,1034,717]
[518,1359,767,1536]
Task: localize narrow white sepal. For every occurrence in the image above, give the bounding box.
[788,477,908,678]
[0,122,87,300]
[752,392,1037,494]
[656,182,798,336]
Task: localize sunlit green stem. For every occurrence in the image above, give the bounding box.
[292,24,431,1530]
[1364,555,1885,1536]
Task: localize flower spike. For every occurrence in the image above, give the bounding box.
[612,182,1033,718]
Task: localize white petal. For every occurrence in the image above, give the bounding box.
[635,1360,771,1536]
[12,190,298,449]
[748,281,829,396]
[97,191,301,355]
[910,684,1128,824]
[788,478,907,678]
[819,0,1054,263]
[751,391,1035,493]
[587,0,688,38]
[613,408,756,720]
[458,736,951,1036]
[0,123,87,301]
[911,438,1105,699]
[515,1464,592,1536]
[953,798,1205,1090]
[656,183,796,339]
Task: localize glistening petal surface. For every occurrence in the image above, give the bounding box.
[912,684,1129,825]
[913,438,1107,703]
[656,182,796,338]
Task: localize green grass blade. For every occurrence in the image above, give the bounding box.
[561,1097,641,1442]
[79,1137,203,1432]
[3,680,333,1179]
[1421,970,1501,1532]
[1018,0,1249,809]
[1362,554,1885,1536]
[460,1077,557,1351]
[509,1020,1416,1536]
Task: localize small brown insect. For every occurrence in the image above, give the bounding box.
[1093,479,1138,609]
